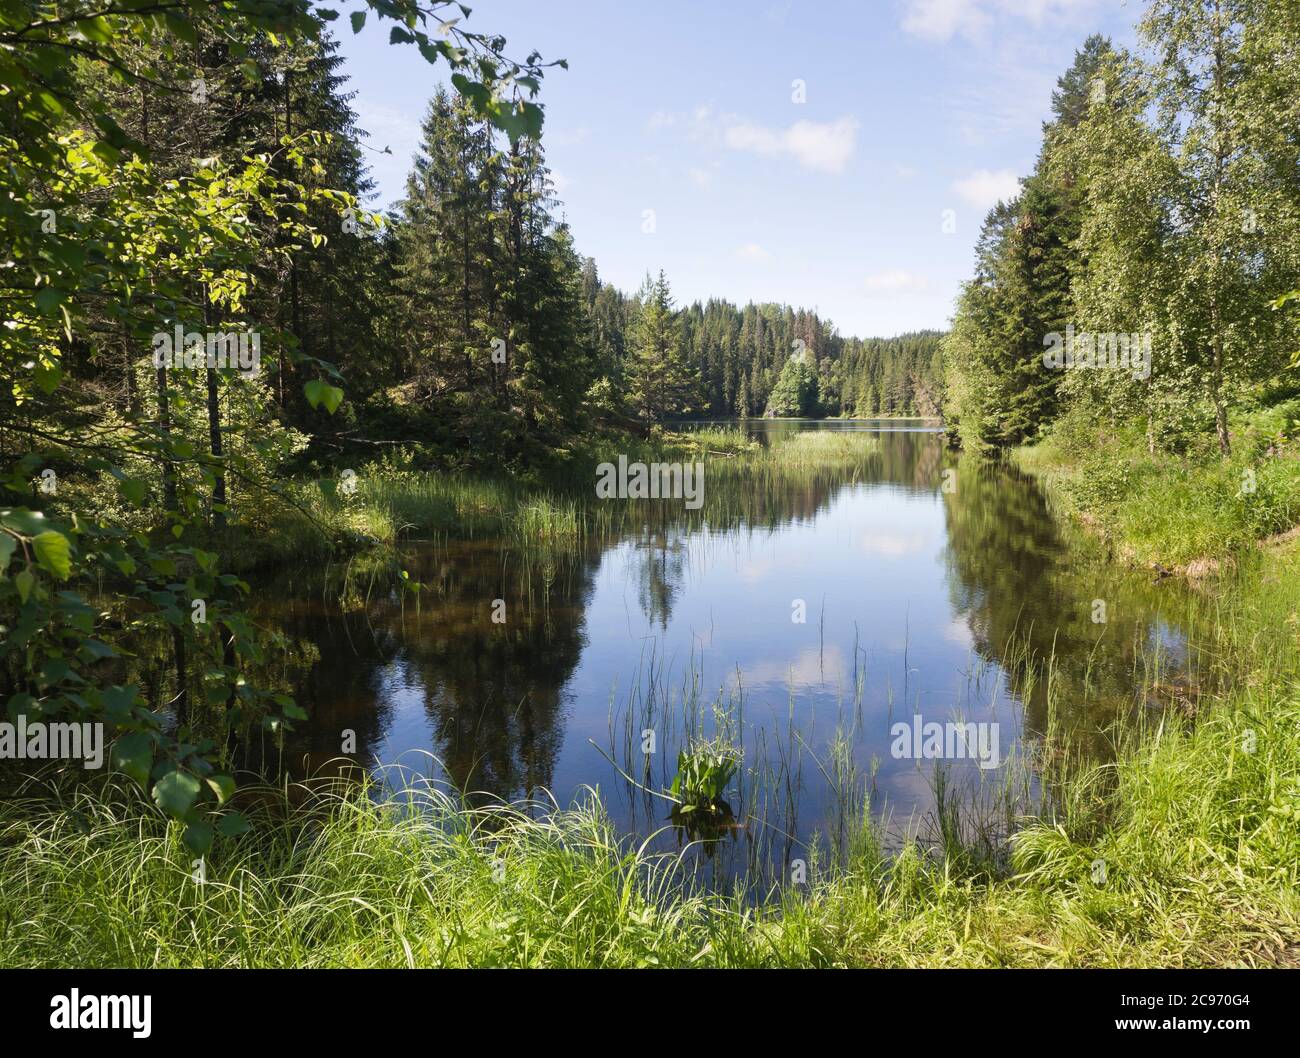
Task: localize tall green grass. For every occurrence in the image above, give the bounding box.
[1,674,1295,967]
[1016,401,1300,568]
[240,427,880,565]
[10,423,1291,966]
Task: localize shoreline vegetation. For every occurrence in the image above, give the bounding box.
[1014,402,1300,577]
[4,424,1298,968]
[234,425,881,567]
[2,661,1296,968]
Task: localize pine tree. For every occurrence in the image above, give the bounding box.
[625,271,695,422]
[944,37,1115,449]
[393,88,496,446]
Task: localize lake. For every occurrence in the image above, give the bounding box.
[246,420,1205,887]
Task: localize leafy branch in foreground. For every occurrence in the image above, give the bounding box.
[0,0,558,849]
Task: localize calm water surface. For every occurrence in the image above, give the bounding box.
[249,420,1202,883]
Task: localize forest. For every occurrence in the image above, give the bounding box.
[943,21,1300,456]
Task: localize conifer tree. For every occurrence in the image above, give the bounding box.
[625,271,695,422]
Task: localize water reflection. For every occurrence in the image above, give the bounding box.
[245,421,1204,883]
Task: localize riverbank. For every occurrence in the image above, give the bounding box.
[1013,401,1300,575]
[6,524,1300,967]
[5,419,1298,968]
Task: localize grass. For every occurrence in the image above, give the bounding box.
[231,426,880,567]
[1,669,1296,967]
[752,429,884,469]
[235,463,602,565]
[5,528,1300,968]
[1015,401,1300,570]
[663,426,759,457]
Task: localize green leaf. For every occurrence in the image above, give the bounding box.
[6,693,37,722]
[32,530,71,580]
[35,287,63,313]
[520,101,545,141]
[15,569,34,603]
[103,684,139,724]
[74,16,114,43]
[119,478,148,506]
[152,770,202,818]
[38,657,71,687]
[206,774,236,805]
[182,820,214,855]
[350,11,366,32]
[216,812,251,838]
[304,379,344,414]
[0,534,15,574]
[451,73,491,112]
[164,14,198,45]
[1,509,50,535]
[32,361,63,394]
[112,733,153,787]
[89,139,122,166]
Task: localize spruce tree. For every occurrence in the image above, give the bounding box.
[625,271,695,422]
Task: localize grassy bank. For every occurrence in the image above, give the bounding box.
[1,668,1297,967]
[1014,401,1300,572]
[232,426,879,566]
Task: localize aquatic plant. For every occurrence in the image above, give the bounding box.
[668,737,742,814]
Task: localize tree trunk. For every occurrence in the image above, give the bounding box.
[1208,0,1231,459]
[157,364,177,512]
[203,286,227,527]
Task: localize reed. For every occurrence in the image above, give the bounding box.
[2,670,1295,967]
[241,427,882,568]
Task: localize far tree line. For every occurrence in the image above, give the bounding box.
[354,84,946,470]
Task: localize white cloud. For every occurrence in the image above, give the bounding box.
[951,168,1021,211]
[681,104,726,147]
[656,105,857,175]
[864,269,929,295]
[687,165,718,189]
[901,0,991,41]
[900,0,1099,42]
[736,646,848,691]
[943,616,974,647]
[735,243,772,262]
[723,116,859,174]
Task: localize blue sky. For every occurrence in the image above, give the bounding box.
[335,0,1139,338]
